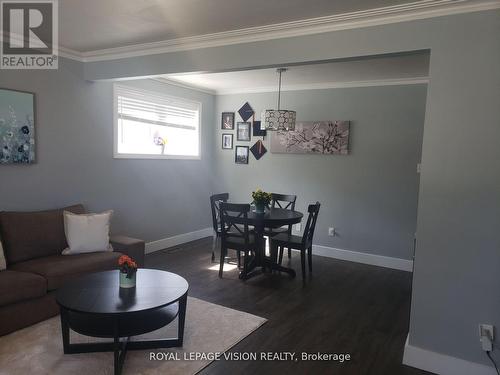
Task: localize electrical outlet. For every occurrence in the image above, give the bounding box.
[295,223,301,232]
[479,324,494,351]
[328,227,335,236]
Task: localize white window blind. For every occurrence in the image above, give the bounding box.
[114,85,201,159]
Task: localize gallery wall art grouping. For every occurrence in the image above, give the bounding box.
[221,102,267,165]
[221,101,350,164]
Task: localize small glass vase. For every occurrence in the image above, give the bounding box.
[119,271,136,288]
[254,203,266,214]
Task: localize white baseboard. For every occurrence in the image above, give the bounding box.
[403,335,496,375]
[312,244,413,272]
[146,227,213,254]
[146,231,413,271]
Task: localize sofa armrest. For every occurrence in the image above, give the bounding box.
[110,235,145,267]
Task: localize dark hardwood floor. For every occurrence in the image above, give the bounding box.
[145,237,432,375]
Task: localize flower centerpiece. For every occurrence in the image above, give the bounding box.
[252,189,272,214]
[118,255,138,288]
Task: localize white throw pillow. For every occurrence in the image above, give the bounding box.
[62,210,113,255]
[0,238,6,270]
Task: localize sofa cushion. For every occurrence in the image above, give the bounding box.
[0,204,85,265]
[0,270,46,307]
[63,210,113,255]
[10,252,121,291]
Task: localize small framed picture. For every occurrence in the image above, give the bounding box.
[222,133,233,149]
[221,112,234,130]
[237,122,251,141]
[252,121,266,137]
[235,146,249,164]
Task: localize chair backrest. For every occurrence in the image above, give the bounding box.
[219,203,251,245]
[210,193,229,234]
[301,202,321,247]
[271,193,297,210]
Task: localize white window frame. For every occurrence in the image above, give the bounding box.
[113,84,202,160]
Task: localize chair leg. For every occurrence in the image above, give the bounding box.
[270,240,278,262]
[237,251,241,268]
[278,246,284,265]
[287,248,292,259]
[300,250,306,281]
[211,235,217,263]
[219,246,225,278]
[307,246,312,273]
[243,250,249,278]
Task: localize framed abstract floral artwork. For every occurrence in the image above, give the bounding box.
[0,88,36,164]
[270,121,350,155]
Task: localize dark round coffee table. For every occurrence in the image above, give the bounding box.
[56,269,189,375]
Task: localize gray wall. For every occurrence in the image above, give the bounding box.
[0,59,216,241]
[79,9,500,367]
[1,7,499,369]
[214,85,427,260]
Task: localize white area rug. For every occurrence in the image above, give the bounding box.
[0,297,266,375]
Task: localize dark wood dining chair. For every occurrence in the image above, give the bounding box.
[270,202,321,281]
[210,193,229,262]
[265,193,297,258]
[219,203,256,278]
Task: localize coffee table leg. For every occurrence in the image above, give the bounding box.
[60,308,70,354]
[113,320,129,375]
[113,334,120,375]
[177,293,188,346]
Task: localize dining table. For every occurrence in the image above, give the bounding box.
[229,207,303,280]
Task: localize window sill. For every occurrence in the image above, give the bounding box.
[113,153,201,160]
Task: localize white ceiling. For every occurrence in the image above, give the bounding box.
[163,53,430,94]
[60,0,414,52]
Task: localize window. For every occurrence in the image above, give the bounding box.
[114,85,201,159]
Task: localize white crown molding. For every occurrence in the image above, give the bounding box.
[58,0,500,63]
[59,46,84,61]
[213,77,429,95]
[152,77,217,95]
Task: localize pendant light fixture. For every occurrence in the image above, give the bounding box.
[262,68,296,131]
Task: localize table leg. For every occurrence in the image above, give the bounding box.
[239,223,266,279]
[255,223,266,271]
[113,320,121,375]
[60,308,70,354]
[177,293,187,346]
[113,333,120,375]
[113,320,129,375]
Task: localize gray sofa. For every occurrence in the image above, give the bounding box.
[0,204,145,336]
